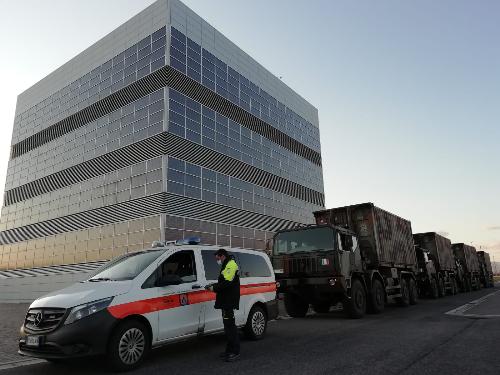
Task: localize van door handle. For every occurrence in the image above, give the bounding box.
[192,284,202,289]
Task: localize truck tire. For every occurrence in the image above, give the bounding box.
[368,279,385,314]
[284,292,309,318]
[438,278,445,297]
[465,278,472,292]
[107,319,150,372]
[409,278,418,305]
[244,305,268,340]
[397,278,410,307]
[312,302,331,314]
[430,278,439,299]
[344,279,366,319]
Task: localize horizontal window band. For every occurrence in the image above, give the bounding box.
[11,65,321,166]
[0,192,300,245]
[4,132,324,207]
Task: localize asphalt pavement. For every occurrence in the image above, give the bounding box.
[1,287,499,375]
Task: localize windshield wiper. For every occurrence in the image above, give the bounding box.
[88,277,113,282]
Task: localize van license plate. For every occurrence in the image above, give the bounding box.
[26,336,40,347]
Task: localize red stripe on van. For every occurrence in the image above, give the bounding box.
[107,282,276,319]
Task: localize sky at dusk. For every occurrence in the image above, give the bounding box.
[0,0,499,265]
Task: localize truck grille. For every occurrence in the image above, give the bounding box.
[25,308,66,333]
[284,257,319,274]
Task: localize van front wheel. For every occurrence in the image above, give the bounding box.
[244,305,267,340]
[107,320,150,371]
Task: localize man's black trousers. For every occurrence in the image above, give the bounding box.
[222,309,240,355]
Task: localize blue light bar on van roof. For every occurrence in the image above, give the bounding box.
[175,237,201,245]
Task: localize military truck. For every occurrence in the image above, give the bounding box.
[272,203,418,319]
[413,232,458,297]
[452,243,481,291]
[413,244,439,298]
[477,251,494,288]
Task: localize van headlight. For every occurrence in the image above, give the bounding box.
[64,297,114,325]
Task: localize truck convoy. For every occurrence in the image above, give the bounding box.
[272,202,495,319]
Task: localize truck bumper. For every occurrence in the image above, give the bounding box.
[277,276,347,301]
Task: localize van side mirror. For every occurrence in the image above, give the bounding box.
[157,274,183,287]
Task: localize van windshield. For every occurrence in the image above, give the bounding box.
[89,250,164,281]
[273,227,335,255]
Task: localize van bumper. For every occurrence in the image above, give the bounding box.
[18,309,117,359]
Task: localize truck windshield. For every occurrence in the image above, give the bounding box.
[273,227,335,255]
[88,250,164,281]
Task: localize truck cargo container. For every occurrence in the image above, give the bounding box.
[413,232,458,297]
[272,203,418,319]
[477,251,494,288]
[452,243,481,291]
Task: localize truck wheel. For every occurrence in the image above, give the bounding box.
[397,278,410,307]
[438,278,445,297]
[244,305,267,340]
[107,320,150,372]
[430,278,439,299]
[368,279,385,314]
[284,292,309,318]
[344,279,366,319]
[409,278,418,305]
[465,279,471,292]
[451,279,457,295]
[312,302,331,314]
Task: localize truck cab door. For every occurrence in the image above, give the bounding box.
[338,233,360,273]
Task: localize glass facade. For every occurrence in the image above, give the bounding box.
[0,3,324,271]
[11,27,167,145]
[169,27,320,153]
[5,89,164,191]
[167,89,322,192]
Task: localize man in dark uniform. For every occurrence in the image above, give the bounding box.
[206,248,240,362]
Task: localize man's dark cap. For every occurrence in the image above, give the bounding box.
[214,248,229,257]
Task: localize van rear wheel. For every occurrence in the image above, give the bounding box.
[107,320,150,372]
[244,305,267,340]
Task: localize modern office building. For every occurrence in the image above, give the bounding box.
[0,0,324,270]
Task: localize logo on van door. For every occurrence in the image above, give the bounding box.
[179,294,189,306]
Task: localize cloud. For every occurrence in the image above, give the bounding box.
[437,231,449,238]
[488,226,500,231]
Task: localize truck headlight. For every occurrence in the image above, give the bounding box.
[64,297,114,325]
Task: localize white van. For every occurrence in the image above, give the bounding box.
[18,240,278,371]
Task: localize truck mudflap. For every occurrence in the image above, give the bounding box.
[265,299,279,320]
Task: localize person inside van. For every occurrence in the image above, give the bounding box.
[206,249,240,362]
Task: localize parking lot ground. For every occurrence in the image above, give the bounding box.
[459,289,500,317]
[1,288,499,374]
